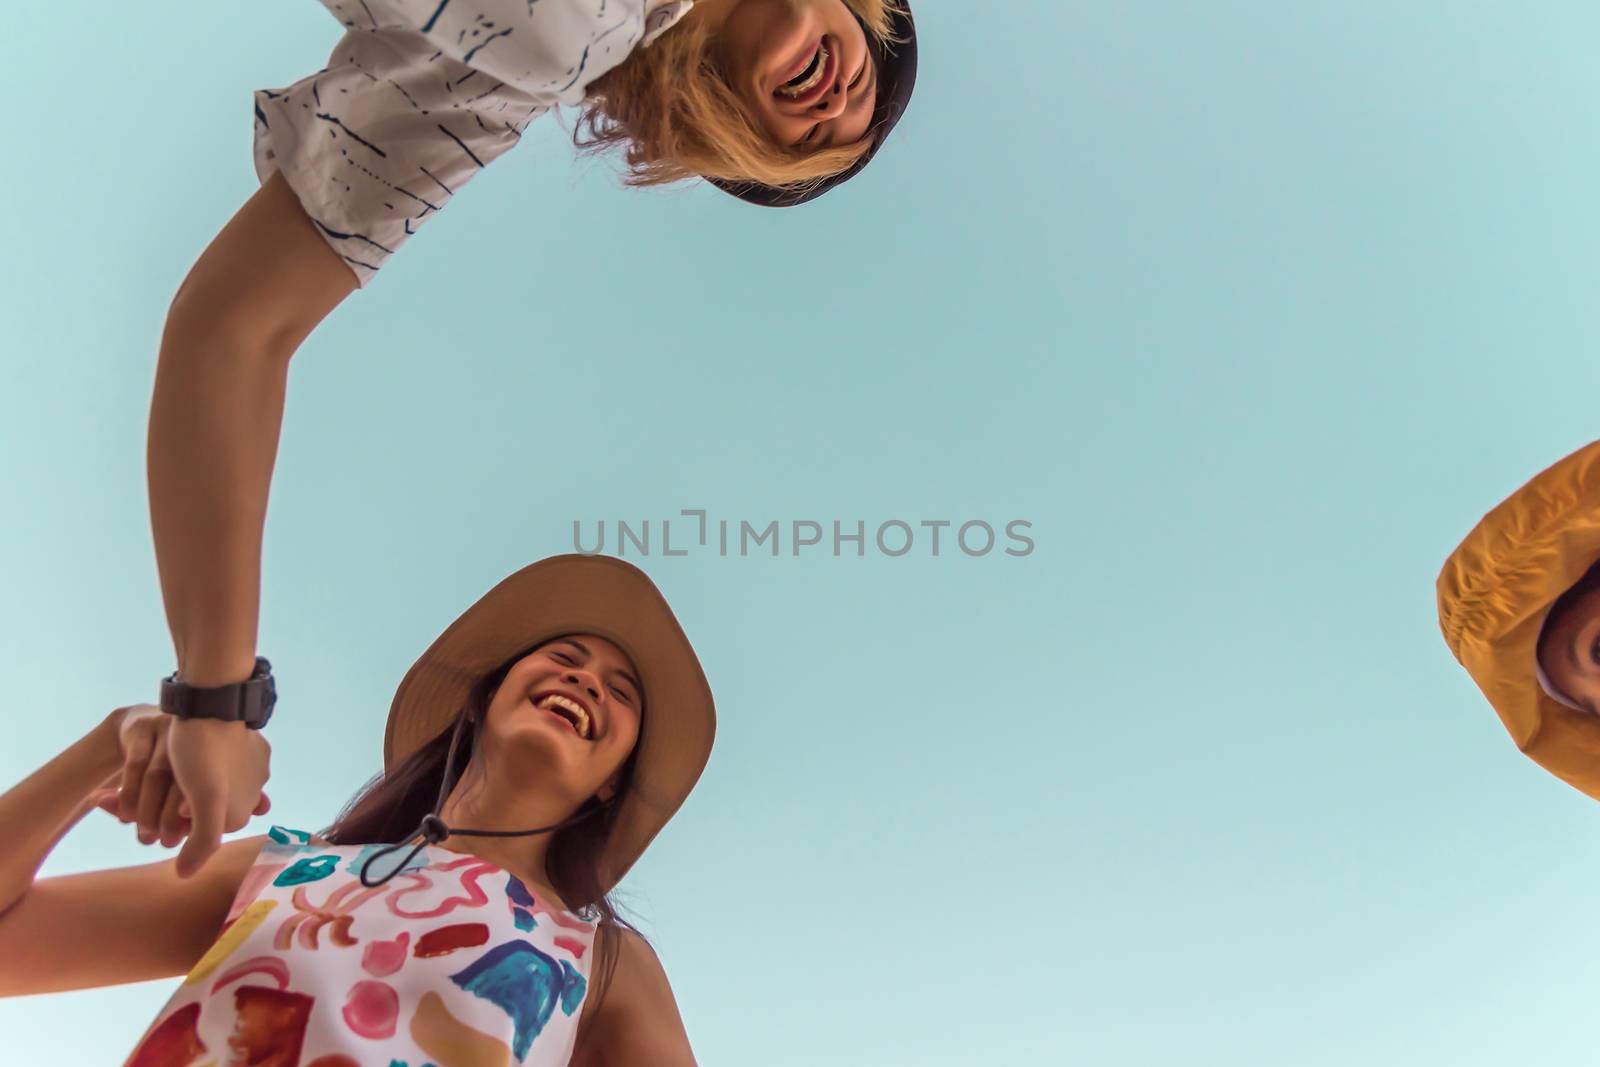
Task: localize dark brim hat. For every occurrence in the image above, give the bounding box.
[386,554,716,897]
[711,2,918,207]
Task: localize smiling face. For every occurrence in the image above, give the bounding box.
[478,634,645,808]
[1535,570,1600,714]
[712,0,879,150]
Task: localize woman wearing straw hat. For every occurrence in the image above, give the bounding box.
[0,555,715,1066]
[1438,439,1600,797]
[142,0,916,877]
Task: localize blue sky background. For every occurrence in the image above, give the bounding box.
[8,1,1600,1063]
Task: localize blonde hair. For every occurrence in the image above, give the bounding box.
[576,1,906,194]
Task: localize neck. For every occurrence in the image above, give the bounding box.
[434,757,581,907]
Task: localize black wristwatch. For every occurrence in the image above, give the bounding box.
[160,657,277,730]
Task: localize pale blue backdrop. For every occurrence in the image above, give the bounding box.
[6,1,1600,1063]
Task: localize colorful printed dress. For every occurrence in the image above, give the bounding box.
[121,827,599,1067]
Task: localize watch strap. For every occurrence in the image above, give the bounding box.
[160,657,276,729]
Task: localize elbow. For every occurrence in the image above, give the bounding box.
[0,891,32,994]
[162,169,356,369]
[0,888,23,924]
[162,286,302,371]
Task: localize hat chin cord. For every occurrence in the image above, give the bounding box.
[358,709,611,888]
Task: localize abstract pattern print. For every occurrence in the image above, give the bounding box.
[253,0,695,287]
[120,827,597,1067]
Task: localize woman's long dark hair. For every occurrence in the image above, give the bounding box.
[319,644,648,1015]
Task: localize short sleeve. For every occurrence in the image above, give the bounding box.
[354,0,672,100]
[253,25,547,287]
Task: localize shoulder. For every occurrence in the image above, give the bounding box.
[173,833,275,919]
[596,924,672,1016]
[574,924,696,1066]
[379,0,658,103]
[191,833,277,899]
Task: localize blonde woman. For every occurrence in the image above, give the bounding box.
[1,555,717,1066]
[144,0,916,875]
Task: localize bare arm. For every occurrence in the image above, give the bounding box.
[572,926,699,1067]
[151,169,358,688]
[146,170,356,873]
[0,712,265,996]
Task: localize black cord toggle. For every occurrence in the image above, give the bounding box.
[357,816,439,888]
[419,812,451,844]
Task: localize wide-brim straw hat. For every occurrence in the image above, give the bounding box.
[386,553,716,894]
[1437,439,1600,799]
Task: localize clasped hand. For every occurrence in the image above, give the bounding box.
[92,705,272,877]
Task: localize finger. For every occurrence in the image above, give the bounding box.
[175,787,224,879]
[223,794,257,834]
[116,723,157,823]
[158,783,187,848]
[176,796,247,825]
[135,762,174,846]
[89,788,121,817]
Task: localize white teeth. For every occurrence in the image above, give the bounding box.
[778,44,829,99]
[537,694,592,739]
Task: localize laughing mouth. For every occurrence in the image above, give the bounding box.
[777,39,831,101]
[531,692,593,740]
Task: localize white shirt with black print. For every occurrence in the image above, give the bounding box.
[254,0,696,287]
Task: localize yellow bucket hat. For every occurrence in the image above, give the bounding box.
[1437,438,1600,799]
